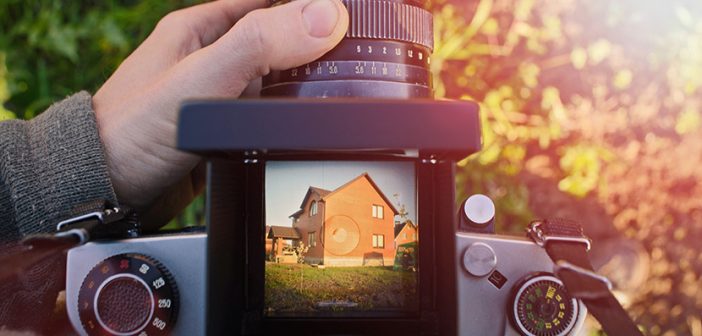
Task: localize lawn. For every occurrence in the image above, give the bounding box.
[265,263,417,315]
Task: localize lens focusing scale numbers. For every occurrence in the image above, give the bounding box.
[77,253,179,336]
[510,274,578,336]
[263,0,435,98]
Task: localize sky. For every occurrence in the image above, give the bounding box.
[265,161,417,228]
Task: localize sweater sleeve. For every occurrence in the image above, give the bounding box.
[0,91,117,241]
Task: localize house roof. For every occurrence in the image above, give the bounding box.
[290,173,400,218]
[394,220,417,238]
[290,187,332,218]
[289,209,304,218]
[324,173,400,215]
[268,226,301,239]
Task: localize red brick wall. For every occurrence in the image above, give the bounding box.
[293,195,325,263]
[322,177,396,266]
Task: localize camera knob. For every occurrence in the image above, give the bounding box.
[77,253,179,336]
[462,242,497,277]
[462,194,495,226]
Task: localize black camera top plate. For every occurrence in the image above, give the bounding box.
[177,99,481,160]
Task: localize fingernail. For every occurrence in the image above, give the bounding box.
[302,0,340,38]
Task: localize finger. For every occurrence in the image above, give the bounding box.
[150,0,270,53]
[96,0,268,105]
[165,0,349,97]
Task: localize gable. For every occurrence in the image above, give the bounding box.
[268,226,301,239]
[394,220,417,238]
[290,187,331,218]
[289,173,400,219]
[323,173,399,216]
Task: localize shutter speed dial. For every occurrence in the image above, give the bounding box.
[78,254,178,336]
[510,273,578,336]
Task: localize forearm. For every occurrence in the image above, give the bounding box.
[0,91,117,241]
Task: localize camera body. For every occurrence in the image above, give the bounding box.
[64,229,587,336]
[65,99,587,336]
[455,231,587,335]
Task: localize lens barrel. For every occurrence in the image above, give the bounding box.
[262,0,434,98]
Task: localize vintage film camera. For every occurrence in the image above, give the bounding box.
[66,100,590,336]
[63,0,635,335]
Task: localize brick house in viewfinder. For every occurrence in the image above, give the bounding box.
[289,173,398,266]
[394,220,418,249]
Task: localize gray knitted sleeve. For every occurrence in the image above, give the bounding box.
[0,91,118,241]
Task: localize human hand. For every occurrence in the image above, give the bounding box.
[92,0,349,228]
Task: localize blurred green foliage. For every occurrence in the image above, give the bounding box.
[0,0,200,119]
[0,0,205,227]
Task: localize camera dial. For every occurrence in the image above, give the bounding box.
[509,273,579,336]
[462,194,495,226]
[77,253,179,336]
[263,0,434,98]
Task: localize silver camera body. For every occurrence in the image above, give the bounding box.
[64,221,587,336]
[455,231,587,336]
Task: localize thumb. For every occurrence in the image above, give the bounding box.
[169,0,349,97]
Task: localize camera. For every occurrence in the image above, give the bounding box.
[63,0,613,335]
[65,99,588,336]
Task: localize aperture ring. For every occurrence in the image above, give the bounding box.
[343,0,433,51]
[318,40,432,67]
[263,61,431,86]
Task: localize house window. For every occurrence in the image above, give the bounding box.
[372,234,385,248]
[310,201,318,216]
[308,232,316,247]
[403,232,407,239]
[372,205,384,219]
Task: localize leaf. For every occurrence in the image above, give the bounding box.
[613,69,633,89]
[0,52,9,103]
[587,39,612,65]
[0,52,14,120]
[519,62,540,88]
[541,86,567,124]
[0,108,15,121]
[482,18,499,36]
[675,108,701,135]
[558,145,602,197]
[570,47,587,70]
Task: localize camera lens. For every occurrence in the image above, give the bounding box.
[262,0,433,98]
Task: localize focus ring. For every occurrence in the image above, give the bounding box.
[343,0,434,50]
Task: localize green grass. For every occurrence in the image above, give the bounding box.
[265,263,417,315]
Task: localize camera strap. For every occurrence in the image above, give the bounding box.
[527,218,643,336]
[0,200,139,282]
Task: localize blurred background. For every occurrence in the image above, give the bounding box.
[1,0,701,334]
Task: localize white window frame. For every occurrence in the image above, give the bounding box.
[372,234,385,248]
[308,232,316,247]
[372,204,384,219]
[310,201,318,216]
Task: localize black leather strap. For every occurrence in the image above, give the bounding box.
[0,200,138,281]
[530,218,642,336]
